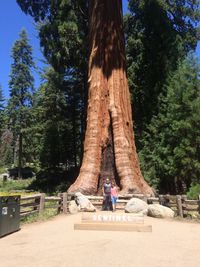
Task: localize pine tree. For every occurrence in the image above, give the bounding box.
[0,85,6,166]
[8,29,35,178]
[32,68,82,170]
[139,55,200,194]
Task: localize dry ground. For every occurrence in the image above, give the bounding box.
[0,212,200,267]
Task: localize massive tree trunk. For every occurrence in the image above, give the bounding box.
[68,0,154,195]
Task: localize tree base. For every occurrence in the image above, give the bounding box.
[68,180,98,195]
[68,174,155,196]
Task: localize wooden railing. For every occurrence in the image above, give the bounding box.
[20,194,42,217]
[20,193,64,218]
[19,193,200,219]
[81,194,200,218]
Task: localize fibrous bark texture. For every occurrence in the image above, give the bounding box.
[68,0,154,195]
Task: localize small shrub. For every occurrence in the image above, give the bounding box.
[187,183,200,200]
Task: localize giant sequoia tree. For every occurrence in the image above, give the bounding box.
[17,0,154,195]
[68,0,153,195]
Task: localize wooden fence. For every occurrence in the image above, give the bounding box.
[20,194,63,218]
[86,194,200,217]
[20,193,200,219]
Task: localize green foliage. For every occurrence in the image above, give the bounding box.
[39,70,67,168]
[140,55,200,194]
[0,178,34,193]
[17,0,88,73]
[187,183,200,200]
[38,0,88,72]
[17,1,88,175]
[30,67,82,170]
[30,167,79,194]
[9,29,34,107]
[125,0,200,143]
[0,86,6,166]
[7,29,35,170]
[0,85,5,137]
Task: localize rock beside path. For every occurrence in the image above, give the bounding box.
[75,192,96,212]
[125,198,148,214]
[148,204,175,218]
[68,200,79,214]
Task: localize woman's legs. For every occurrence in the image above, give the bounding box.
[111,196,116,211]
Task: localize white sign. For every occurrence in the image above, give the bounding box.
[92,214,141,222]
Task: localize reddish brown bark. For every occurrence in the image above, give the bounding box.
[68,0,154,196]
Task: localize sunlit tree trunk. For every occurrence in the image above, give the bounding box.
[68,0,154,195]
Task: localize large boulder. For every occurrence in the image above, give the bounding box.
[125,198,148,214]
[68,200,79,214]
[75,192,96,212]
[147,204,175,218]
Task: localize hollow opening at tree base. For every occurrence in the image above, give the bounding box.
[97,123,120,194]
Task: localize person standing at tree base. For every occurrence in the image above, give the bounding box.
[111,183,118,212]
[102,178,112,211]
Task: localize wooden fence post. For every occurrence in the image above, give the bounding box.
[62,193,68,214]
[34,195,40,212]
[176,195,183,217]
[57,193,62,214]
[181,195,187,216]
[39,193,45,214]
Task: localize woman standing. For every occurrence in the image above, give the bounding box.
[111,183,118,211]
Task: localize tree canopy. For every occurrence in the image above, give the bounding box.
[125,0,200,142]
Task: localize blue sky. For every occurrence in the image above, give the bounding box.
[0,0,199,100]
[0,1,45,99]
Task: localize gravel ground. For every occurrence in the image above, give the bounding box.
[0,212,200,267]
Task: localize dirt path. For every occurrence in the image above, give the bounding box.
[0,213,200,267]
